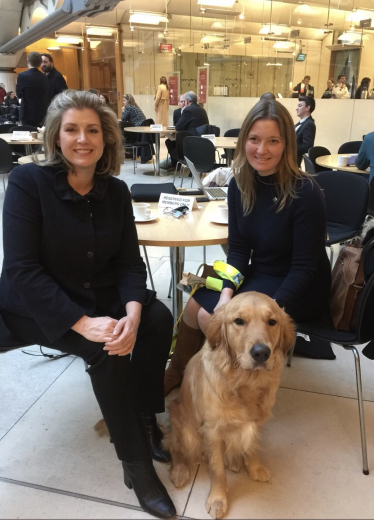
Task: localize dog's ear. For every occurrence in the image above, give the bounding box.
[205,305,226,350]
[278,309,296,355]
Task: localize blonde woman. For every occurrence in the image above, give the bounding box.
[165,100,333,395]
[121,93,146,126]
[154,76,169,127]
[0,90,175,519]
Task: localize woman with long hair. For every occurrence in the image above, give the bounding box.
[0,90,176,519]
[154,76,169,127]
[165,100,332,395]
[121,93,146,126]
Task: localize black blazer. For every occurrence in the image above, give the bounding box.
[175,103,209,134]
[0,163,151,343]
[295,117,316,166]
[293,82,315,98]
[173,107,182,126]
[16,68,48,126]
[45,67,68,104]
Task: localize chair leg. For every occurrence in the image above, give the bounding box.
[173,162,180,185]
[148,143,155,172]
[286,339,296,367]
[329,245,334,265]
[132,147,136,174]
[345,345,369,475]
[203,245,206,264]
[143,246,155,291]
[168,277,172,298]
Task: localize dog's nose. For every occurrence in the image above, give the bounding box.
[250,344,271,364]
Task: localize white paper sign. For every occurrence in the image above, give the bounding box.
[150,124,163,131]
[13,131,32,141]
[158,193,198,212]
[202,134,216,142]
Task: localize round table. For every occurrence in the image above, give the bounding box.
[124,126,175,176]
[18,153,45,165]
[135,201,228,320]
[0,133,43,155]
[315,154,369,175]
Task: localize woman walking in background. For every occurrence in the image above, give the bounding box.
[154,76,169,127]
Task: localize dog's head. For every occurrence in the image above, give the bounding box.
[205,292,295,371]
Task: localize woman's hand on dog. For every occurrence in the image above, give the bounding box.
[214,288,234,312]
[103,302,142,356]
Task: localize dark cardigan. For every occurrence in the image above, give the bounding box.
[0,163,152,343]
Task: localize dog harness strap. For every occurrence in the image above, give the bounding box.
[205,261,244,292]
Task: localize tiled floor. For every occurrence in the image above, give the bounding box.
[1,146,374,519]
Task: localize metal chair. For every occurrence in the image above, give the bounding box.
[182,136,217,187]
[221,128,240,164]
[303,155,316,174]
[0,138,16,191]
[287,250,374,475]
[338,141,362,154]
[308,146,331,173]
[316,170,369,263]
[172,131,191,185]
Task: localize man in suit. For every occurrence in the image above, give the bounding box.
[16,52,48,127]
[41,53,68,104]
[295,96,316,167]
[293,76,315,98]
[175,91,208,133]
[173,94,185,126]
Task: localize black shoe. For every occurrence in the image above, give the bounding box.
[122,460,176,519]
[142,413,171,463]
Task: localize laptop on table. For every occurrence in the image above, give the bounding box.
[184,157,228,201]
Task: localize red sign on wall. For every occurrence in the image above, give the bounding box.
[160,43,172,53]
[169,76,179,106]
[198,68,207,104]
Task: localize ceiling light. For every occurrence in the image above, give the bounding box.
[129,11,168,25]
[56,36,83,44]
[259,25,284,35]
[338,31,367,43]
[130,25,135,31]
[89,41,101,49]
[297,20,302,24]
[211,21,224,29]
[46,46,61,50]
[197,0,236,7]
[239,12,245,19]
[346,9,367,23]
[293,4,312,15]
[86,27,113,36]
[273,41,291,49]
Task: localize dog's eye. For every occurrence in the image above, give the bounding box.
[268,319,277,326]
[234,318,244,326]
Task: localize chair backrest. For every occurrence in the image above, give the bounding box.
[368,178,374,217]
[316,170,369,232]
[0,138,15,174]
[224,128,241,137]
[303,155,316,174]
[142,118,155,127]
[338,141,362,154]
[308,146,331,173]
[8,125,37,133]
[175,131,192,161]
[195,124,220,137]
[0,123,14,133]
[183,136,215,173]
[119,121,137,144]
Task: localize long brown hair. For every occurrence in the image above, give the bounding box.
[123,93,139,107]
[233,100,306,214]
[160,76,169,90]
[35,89,124,176]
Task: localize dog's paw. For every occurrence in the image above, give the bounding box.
[205,493,228,519]
[94,418,109,437]
[248,464,271,483]
[170,463,190,488]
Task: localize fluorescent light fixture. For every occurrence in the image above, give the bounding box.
[56,36,83,44]
[211,21,224,29]
[293,4,312,15]
[123,40,138,47]
[86,27,113,36]
[259,25,285,35]
[266,62,283,66]
[129,11,168,25]
[273,41,291,49]
[89,41,101,49]
[338,31,368,43]
[345,9,367,23]
[197,0,236,6]
[47,46,61,50]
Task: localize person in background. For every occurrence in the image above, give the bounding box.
[173,94,186,126]
[293,76,314,98]
[164,99,332,395]
[16,51,48,127]
[175,90,209,133]
[121,94,146,126]
[100,93,110,106]
[260,92,276,101]
[154,76,169,127]
[4,91,19,106]
[355,132,374,181]
[41,53,68,104]
[88,88,100,96]
[295,96,316,166]
[355,77,371,99]
[332,75,350,99]
[0,90,176,520]
[321,78,335,99]
[0,83,6,103]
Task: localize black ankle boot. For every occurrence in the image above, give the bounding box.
[142,413,171,463]
[122,460,176,519]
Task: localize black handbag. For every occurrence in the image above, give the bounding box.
[131,183,178,202]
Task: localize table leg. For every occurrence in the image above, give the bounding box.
[25,144,32,155]
[143,133,159,176]
[170,246,185,323]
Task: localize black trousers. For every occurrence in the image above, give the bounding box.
[165,139,178,166]
[2,298,173,462]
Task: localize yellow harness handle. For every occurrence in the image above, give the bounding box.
[206,261,244,292]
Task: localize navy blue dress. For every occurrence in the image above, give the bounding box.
[194,173,331,323]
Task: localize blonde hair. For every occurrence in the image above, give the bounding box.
[34,89,124,176]
[123,93,139,107]
[233,100,306,214]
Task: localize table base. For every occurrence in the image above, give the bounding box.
[143,168,172,177]
[143,170,157,176]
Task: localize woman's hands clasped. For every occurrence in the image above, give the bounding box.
[103,314,140,356]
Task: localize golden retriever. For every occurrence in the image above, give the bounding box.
[165,291,295,519]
